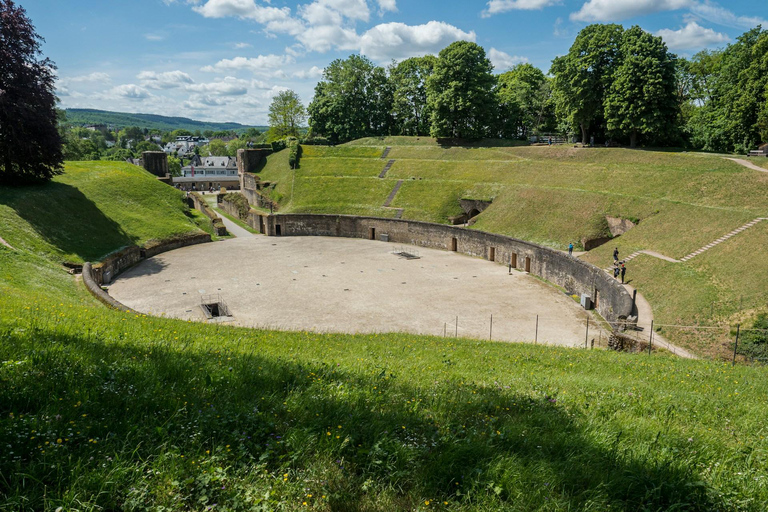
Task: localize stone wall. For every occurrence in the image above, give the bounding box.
[142,151,169,177]
[188,192,227,236]
[90,232,213,285]
[82,262,136,313]
[264,214,634,324]
[219,194,268,234]
[237,148,272,190]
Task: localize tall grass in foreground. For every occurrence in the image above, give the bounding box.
[2,281,768,510]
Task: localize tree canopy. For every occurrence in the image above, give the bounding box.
[267,90,306,141]
[427,41,497,139]
[389,56,436,136]
[308,55,391,143]
[0,0,63,185]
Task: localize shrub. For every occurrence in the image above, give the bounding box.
[738,313,768,360]
[288,139,302,169]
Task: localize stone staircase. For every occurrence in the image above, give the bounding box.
[383,180,404,208]
[679,218,767,262]
[379,159,395,178]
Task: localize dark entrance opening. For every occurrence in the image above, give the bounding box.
[369,227,376,240]
[510,252,517,269]
[489,247,496,262]
[200,295,231,320]
[275,224,282,236]
[525,256,531,273]
[258,216,265,233]
[451,237,458,252]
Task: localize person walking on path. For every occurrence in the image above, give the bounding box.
[613,247,619,262]
[613,263,620,279]
[620,263,626,284]
[568,242,574,256]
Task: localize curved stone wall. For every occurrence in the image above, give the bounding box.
[264,214,634,324]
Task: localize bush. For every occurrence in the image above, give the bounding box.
[270,139,287,152]
[738,314,768,360]
[300,136,331,146]
[288,139,302,169]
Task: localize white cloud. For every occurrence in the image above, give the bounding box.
[201,54,295,73]
[144,33,165,41]
[234,42,253,49]
[69,72,111,83]
[483,0,560,17]
[138,70,194,89]
[688,2,768,29]
[293,65,324,79]
[298,25,361,52]
[300,0,370,24]
[656,21,729,50]
[489,48,528,71]
[111,84,151,100]
[376,0,397,14]
[193,0,293,24]
[186,77,250,95]
[359,21,476,62]
[570,0,693,22]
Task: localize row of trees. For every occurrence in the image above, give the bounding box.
[306,26,767,151]
[307,43,556,143]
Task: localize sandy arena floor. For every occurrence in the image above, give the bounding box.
[108,236,602,346]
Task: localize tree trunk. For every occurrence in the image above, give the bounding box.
[630,129,637,148]
[581,124,588,145]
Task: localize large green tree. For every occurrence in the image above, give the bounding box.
[427,41,496,139]
[690,27,768,153]
[604,26,679,148]
[389,55,436,136]
[550,24,623,144]
[267,90,306,141]
[0,0,63,184]
[495,63,551,139]
[307,55,392,143]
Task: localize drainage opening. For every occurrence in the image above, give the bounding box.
[200,294,232,320]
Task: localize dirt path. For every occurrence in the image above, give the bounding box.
[724,157,768,173]
[622,284,698,359]
[0,236,15,250]
[203,194,254,238]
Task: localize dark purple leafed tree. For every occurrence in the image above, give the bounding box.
[0,0,63,185]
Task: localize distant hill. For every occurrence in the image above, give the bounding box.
[63,108,267,133]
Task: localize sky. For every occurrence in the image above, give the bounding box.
[22,0,766,126]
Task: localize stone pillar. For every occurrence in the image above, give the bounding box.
[142,151,169,177]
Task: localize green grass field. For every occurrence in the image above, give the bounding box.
[2,161,768,510]
[255,140,768,358]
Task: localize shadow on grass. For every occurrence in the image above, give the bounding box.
[0,181,136,261]
[0,319,720,511]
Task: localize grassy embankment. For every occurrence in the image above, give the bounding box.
[255,140,768,357]
[2,159,767,510]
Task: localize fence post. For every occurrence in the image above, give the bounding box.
[535,315,539,344]
[649,320,654,355]
[732,324,740,366]
[490,314,493,341]
[585,317,589,349]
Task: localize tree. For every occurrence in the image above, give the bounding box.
[690,27,768,153]
[427,41,496,139]
[200,139,228,156]
[389,55,436,136]
[226,137,249,157]
[495,63,550,139]
[168,155,181,177]
[550,24,624,144]
[604,26,679,147]
[308,55,392,143]
[267,90,306,141]
[134,140,161,154]
[0,0,63,184]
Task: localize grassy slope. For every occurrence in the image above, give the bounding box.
[2,161,768,510]
[255,142,768,358]
[0,161,202,262]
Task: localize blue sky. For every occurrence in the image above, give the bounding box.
[22,0,765,125]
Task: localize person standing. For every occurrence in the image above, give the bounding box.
[568,242,574,256]
[620,263,626,284]
[613,263,620,279]
[613,247,619,262]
